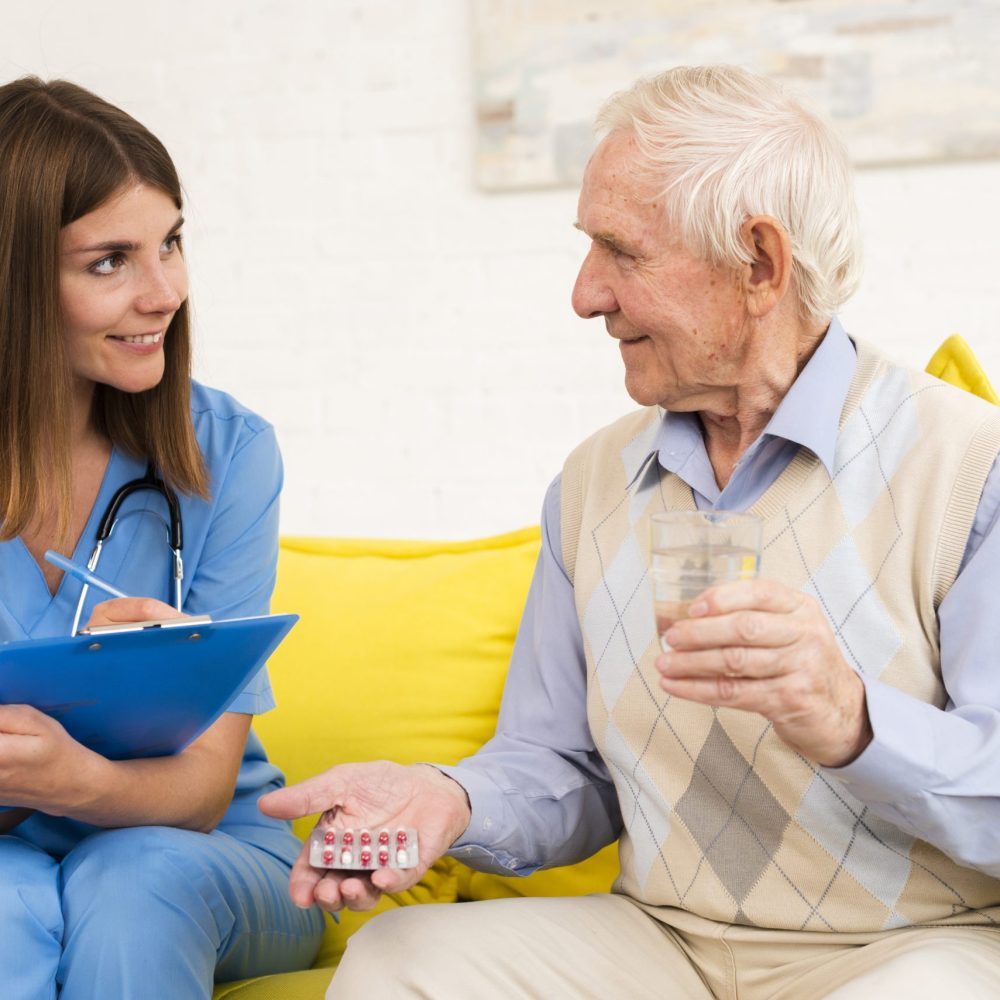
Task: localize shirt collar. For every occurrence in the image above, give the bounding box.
[763,316,856,475]
[624,317,857,489]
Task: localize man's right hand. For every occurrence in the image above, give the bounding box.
[257,761,472,913]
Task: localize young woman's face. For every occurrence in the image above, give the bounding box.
[59,182,188,399]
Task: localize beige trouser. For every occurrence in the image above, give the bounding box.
[328,893,1000,999]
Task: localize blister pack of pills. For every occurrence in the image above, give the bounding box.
[308,826,419,870]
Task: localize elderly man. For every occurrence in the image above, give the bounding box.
[262,65,1000,997]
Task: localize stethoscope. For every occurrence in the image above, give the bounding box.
[70,461,184,636]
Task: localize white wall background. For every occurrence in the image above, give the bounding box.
[5,2,1000,540]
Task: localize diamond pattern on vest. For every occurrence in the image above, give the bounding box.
[831,366,921,529]
[603,717,672,887]
[795,772,914,928]
[803,535,902,681]
[675,718,790,908]
[582,531,654,707]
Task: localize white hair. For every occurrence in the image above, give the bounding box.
[595,65,862,324]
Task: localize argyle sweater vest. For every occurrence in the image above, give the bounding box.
[561,342,1000,932]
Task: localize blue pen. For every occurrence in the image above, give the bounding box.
[43,550,132,600]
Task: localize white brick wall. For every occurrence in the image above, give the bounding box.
[5,2,1000,539]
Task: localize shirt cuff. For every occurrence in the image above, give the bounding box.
[822,676,937,806]
[431,763,541,877]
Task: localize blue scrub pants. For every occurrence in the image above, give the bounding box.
[0,826,325,999]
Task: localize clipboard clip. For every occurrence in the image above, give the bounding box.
[78,614,212,636]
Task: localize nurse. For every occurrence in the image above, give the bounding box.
[0,78,325,997]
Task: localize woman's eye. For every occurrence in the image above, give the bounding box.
[89,253,123,276]
[161,233,183,254]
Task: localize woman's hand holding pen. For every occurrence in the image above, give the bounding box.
[86,596,185,629]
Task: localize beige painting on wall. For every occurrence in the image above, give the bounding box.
[473,0,1000,190]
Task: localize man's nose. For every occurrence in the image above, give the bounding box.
[571,249,617,318]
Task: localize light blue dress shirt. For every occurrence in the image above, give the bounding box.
[445,319,1000,880]
[0,381,292,856]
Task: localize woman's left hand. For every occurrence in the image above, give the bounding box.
[0,704,103,814]
[0,598,183,814]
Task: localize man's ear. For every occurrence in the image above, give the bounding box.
[740,216,792,318]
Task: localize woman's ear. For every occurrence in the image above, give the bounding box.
[740,216,793,318]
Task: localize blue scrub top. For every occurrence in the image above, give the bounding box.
[0,382,293,857]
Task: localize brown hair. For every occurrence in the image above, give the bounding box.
[0,77,208,542]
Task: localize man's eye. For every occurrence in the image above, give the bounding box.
[597,240,631,262]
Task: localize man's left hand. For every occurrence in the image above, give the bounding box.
[655,579,873,767]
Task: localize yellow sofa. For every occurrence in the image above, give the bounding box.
[212,528,620,1000]
[212,335,997,999]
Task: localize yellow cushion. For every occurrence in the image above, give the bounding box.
[457,842,619,901]
[213,968,336,1000]
[257,528,542,836]
[925,334,999,403]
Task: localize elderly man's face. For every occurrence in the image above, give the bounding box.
[572,131,751,411]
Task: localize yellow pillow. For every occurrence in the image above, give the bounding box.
[259,528,541,810]
[926,334,999,403]
[458,842,619,901]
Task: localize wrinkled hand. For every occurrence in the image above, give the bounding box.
[258,761,472,914]
[655,579,872,767]
[85,596,183,629]
[0,704,102,813]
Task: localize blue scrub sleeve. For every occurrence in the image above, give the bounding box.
[184,422,283,716]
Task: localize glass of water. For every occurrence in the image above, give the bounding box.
[651,510,762,650]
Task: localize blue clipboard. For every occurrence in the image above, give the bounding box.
[0,613,298,759]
